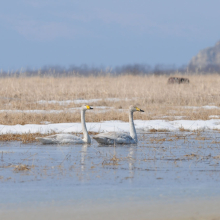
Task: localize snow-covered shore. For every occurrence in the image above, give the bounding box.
[0,119,220,135]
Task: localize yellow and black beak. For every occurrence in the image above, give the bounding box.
[86,105,93,110]
[136,107,144,112]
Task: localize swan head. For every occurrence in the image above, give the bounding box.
[82,105,93,111]
[129,105,144,112]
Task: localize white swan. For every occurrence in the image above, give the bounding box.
[36,105,93,144]
[93,105,144,145]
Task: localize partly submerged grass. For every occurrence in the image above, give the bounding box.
[0,133,53,143]
[13,164,32,172]
[148,128,170,132]
[0,132,99,143]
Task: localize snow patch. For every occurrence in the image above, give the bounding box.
[1,119,220,135]
[37,98,131,105]
[156,116,186,119]
[184,106,220,110]
[209,115,220,118]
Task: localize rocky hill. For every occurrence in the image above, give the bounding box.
[188,41,220,72]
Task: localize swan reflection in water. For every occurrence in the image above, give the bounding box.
[128,146,137,180]
[81,144,88,172]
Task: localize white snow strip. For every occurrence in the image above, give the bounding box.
[209,115,220,118]
[0,119,220,135]
[37,98,130,105]
[0,110,65,114]
[144,119,220,131]
[156,116,186,119]
[37,99,101,105]
[184,105,220,110]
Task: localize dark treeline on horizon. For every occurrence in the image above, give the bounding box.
[1,63,220,77]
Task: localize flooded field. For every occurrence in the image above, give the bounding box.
[1,131,220,219]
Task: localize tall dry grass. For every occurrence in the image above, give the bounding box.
[0,74,220,125]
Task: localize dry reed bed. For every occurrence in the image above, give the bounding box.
[0,74,220,125]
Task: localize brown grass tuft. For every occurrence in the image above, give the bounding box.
[13,164,31,172]
[0,133,56,143]
[179,126,191,132]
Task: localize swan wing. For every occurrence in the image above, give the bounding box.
[93,132,135,145]
[36,134,84,144]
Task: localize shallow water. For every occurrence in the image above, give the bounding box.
[1,131,220,219]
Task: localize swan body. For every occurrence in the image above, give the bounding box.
[93,132,136,145]
[36,134,85,144]
[36,105,93,144]
[93,105,144,145]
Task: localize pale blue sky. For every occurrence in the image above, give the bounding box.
[1,0,220,70]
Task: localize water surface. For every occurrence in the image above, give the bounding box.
[1,131,220,219]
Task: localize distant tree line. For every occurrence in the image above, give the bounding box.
[187,64,220,73]
[1,63,220,77]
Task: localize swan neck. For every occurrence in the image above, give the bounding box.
[81,110,90,143]
[129,110,137,142]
